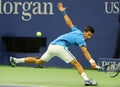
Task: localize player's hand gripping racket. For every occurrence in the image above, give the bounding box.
[97,63,120,78]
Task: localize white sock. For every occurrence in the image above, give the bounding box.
[14,58,25,63]
[81,72,89,81]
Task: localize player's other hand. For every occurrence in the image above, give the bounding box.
[91,62,97,68]
[57,2,66,12]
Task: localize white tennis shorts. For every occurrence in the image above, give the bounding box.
[40,44,75,63]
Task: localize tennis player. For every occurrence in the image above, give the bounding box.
[10,2,99,86]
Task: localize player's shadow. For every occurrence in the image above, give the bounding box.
[15,81,82,87]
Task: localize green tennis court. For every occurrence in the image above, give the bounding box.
[0,65,119,87]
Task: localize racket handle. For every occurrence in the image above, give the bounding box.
[96,66,101,69]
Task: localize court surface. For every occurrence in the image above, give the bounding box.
[0,65,119,87]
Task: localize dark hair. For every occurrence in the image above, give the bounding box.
[84,26,95,34]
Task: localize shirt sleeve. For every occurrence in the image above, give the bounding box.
[76,36,87,47]
[71,25,86,47]
[78,40,87,47]
[71,26,79,31]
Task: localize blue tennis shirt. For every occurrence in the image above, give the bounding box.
[51,26,86,47]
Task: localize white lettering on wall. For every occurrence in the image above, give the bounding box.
[105,1,120,14]
[0,0,54,21]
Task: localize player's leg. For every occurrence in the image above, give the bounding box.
[70,59,88,79]
[10,45,54,67]
[70,59,98,86]
[10,56,46,67]
[56,47,98,86]
[56,47,89,80]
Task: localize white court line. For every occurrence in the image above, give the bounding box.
[0,84,48,87]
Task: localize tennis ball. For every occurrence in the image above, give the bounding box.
[36,32,42,37]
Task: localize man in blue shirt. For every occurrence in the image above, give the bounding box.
[51,26,86,47]
[10,2,99,86]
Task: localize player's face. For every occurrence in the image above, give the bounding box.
[83,31,93,41]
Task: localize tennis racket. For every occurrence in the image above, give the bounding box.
[98,63,120,78]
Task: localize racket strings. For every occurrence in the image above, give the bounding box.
[106,63,117,72]
[105,63,120,78]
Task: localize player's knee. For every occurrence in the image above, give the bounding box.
[70,59,80,66]
[36,59,46,65]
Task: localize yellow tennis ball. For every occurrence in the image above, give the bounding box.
[36,32,42,37]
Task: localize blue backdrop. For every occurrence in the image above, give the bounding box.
[0,0,119,68]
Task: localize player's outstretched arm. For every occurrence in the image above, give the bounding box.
[57,2,74,29]
[80,46,98,68]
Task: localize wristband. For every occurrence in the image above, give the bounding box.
[89,59,95,64]
[61,11,67,16]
